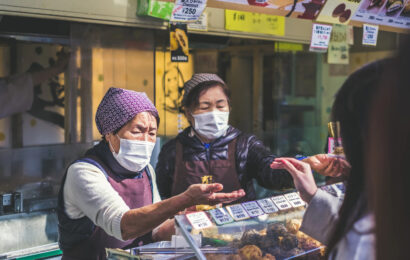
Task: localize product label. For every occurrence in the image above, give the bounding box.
[171,0,207,22]
[226,204,250,221]
[310,23,333,52]
[284,192,306,208]
[257,198,279,214]
[241,201,265,217]
[271,195,292,210]
[208,208,234,225]
[362,24,379,46]
[186,211,213,230]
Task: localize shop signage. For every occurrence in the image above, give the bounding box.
[316,0,361,25]
[226,204,250,221]
[362,23,379,46]
[171,0,208,22]
[309,23,333,52]
[241,201,265,217]
[185,211,213,229]
[328,24,349,65]
[274,42,304,52]
[170,23,189,62]
[137,0,174,20]
[271,195,292,210]
[225,9,285,36]
[208,208,234,225]
[257,198,279,214]
[284,192,306,208]
[188,10,208,31]
[352,0,410,29]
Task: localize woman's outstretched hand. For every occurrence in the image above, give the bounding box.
[183,183,245,206]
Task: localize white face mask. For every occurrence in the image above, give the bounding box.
[192,111,229,140]
[110,135,155,172]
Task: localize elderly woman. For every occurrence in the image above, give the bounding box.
[156,74,348,202]
[57,87,244,260]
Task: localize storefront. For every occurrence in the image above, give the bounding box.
[0,0,408,258]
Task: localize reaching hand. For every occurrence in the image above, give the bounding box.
[271,158,317,203]
[183,183,245,206]
[302,154,350,178]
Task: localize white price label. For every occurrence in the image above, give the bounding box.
[226,204,250,221]
[310,23,333,52]
[208,208,234,225]
[271,195,292,210]
[186,211,213,230]
[171,0,208,22]
[241,201,265,217]
[284,192,306,208]
[362,24,379,46]
[257,198,279,214]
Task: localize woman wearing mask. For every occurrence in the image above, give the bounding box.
[156,74,345,201]
[57,87,245,260]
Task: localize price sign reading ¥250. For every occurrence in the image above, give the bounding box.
[171,0,208,22]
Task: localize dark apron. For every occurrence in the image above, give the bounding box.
[61,157,153,260]
[171,138,242,197]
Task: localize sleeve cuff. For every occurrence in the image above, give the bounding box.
[300,189,340,244]
[112,211,127,241]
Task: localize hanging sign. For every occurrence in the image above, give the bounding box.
[225,9,285,36]
[310,23,333,52]
[170,23,189,62]
[171,0,208,22]
[352,0,410,29]
[328,24,349,65]
[241,201,265,217]
[316,0,361,24]
[208,208,234,225]
[188,11,208,31]
[362,24,379,46]
[185,211,213,230]
[257,198,279,214]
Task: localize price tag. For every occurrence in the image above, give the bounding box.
[188,11,208,31]
[257,198,279,214]
[284,192,306,208]
[171,0,207,22]
[208,208,234,225]
[241,201,264,217]
[310,23,333,52]
[186,211,213,230]
[271,195,292,211]
[226,204,250,221]
[362,24,379,46]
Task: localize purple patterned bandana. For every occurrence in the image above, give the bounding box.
[96,87,159,135]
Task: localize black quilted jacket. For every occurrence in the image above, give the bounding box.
[155,126,294,201]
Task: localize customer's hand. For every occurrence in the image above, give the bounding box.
[271,158,317,203]
[183,184,245,206]
[303,154,350,178]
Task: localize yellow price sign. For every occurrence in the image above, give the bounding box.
[225,9,285,37]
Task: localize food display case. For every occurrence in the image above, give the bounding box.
[107,183,345,260]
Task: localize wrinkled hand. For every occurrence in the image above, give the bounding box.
[271,158,317,203]
[183,183,245,206]
[302,154,350,178]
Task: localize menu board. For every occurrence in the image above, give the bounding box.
[352,0,410,29]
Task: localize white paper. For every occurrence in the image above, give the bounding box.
[241,201,265,217]
[186,211,213,230]
[171,0,208,22]
[310,23,333,52]
[226,204,250,221]
[271,195,292,210]
[257,198,279,214]
[362,24,379,46]
[208,208,234,225]
[188,11,208,31]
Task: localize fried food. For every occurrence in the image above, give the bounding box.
[239,245,263,260]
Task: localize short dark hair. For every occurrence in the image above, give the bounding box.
[183,81,231,112]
